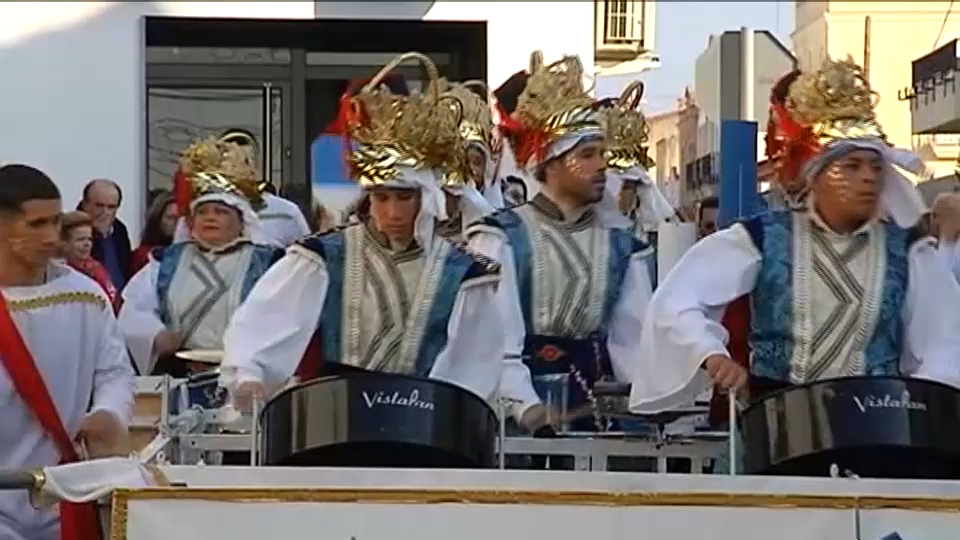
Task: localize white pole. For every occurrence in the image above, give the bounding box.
[740,27,755,122]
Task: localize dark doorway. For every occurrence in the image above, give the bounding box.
[144,16,486,214]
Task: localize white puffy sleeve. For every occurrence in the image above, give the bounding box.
[430,273,505,402]
[902,238,960,387]
[629,223,761,413]
[117,260,165,375]
[468,227,541,420]
[220,247,327,393]
[90,291,137,427]
[607,252,654,382]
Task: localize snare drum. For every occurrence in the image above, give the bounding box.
[167,370,228,416]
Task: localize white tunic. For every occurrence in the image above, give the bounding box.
[259,193,311,247]
[468,196,653,419]
[220,231,506,403]
[118,242,258,375]
[629,215,960,414]
[0,265,135,540]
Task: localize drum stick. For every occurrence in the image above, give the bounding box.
[250,398,262,467]
[727,390,737,476]
[497,398,506,469]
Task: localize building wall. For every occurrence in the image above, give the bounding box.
[0,1,595,236]
[793,2,960,164]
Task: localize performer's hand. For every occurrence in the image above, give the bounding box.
[703,354,748,393]
[80,410,126,448]
[233,381,266,413]
[153,330,183,357]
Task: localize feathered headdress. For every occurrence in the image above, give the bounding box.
[597,81,655,171]
[178,137,265,211]
[767,56,881,180]
[335,52,465,187]
[499,51,600,169]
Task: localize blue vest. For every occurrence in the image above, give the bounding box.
[153,242,278,324]
[480,206,652,334]
[741,211,914,381]
[296,226,496,375]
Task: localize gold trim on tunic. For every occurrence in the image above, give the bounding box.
[7,291,106,313]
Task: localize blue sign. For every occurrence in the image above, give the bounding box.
[311,135,353,187]
[718,120,759,227]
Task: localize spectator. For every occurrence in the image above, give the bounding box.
[79,179,132,289]
[131,191,177,273]
[696,195,719,238]
[311,200,337,233]
[60,211,119,310]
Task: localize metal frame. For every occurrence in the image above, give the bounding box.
[144,77,295,196]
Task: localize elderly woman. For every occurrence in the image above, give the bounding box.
[60,210,119,309]
[631,56,960,416]
[118,138,277,377]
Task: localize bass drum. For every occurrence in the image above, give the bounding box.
[259,373,499,469]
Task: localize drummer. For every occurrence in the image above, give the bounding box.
[221,53,505,411]
[468,52,655,436]
[630,56,960,415]
[435,80,500,242]
[118,137,278,377]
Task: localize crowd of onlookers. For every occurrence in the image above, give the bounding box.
[59,178,327,316]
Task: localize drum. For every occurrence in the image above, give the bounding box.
[167,370,228,416]
[259,372,499,468]
[131,376,171,452]
[741,376,960,479]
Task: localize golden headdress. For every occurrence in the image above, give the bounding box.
[338,52,466,187]
[784,55,882,147]
[597,81,655,171]
[445,80,494,151]
[178,137,265,211]
[501,51,600,167]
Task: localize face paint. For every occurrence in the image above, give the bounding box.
[563,152,589,181]
[825,162,851,203]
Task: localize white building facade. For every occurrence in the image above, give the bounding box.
[0,1,655,234]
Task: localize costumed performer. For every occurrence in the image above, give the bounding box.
[119,138,277,377]
[436,80,500,241]
[630,56,960,416]
[0,164,134,540]
[467,51,655,433]
[222,52,505,411]
[218,128,311,247]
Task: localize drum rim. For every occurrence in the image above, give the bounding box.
[260,372,497,420]
[740,375,960,416]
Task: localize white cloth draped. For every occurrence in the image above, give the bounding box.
[35,458,158,507]
[629,221,960,414]
[938,240,960,284]
[0,265,135,538]
[218,244,505,403]
[468,212,653,420]
[257,193,311,247]
[118,261,166,375]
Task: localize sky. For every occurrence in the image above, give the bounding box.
[596,1,795,114]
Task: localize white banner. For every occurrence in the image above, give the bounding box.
[860,509,960,540]
[113,489,855,540]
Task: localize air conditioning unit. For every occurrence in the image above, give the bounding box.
[594,0,654,65]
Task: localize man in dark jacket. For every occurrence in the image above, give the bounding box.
[79,179,132,289]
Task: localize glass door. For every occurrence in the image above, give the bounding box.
[145,81,291,200]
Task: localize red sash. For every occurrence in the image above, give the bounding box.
[0,293,100,540]
[294,332,322,381]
